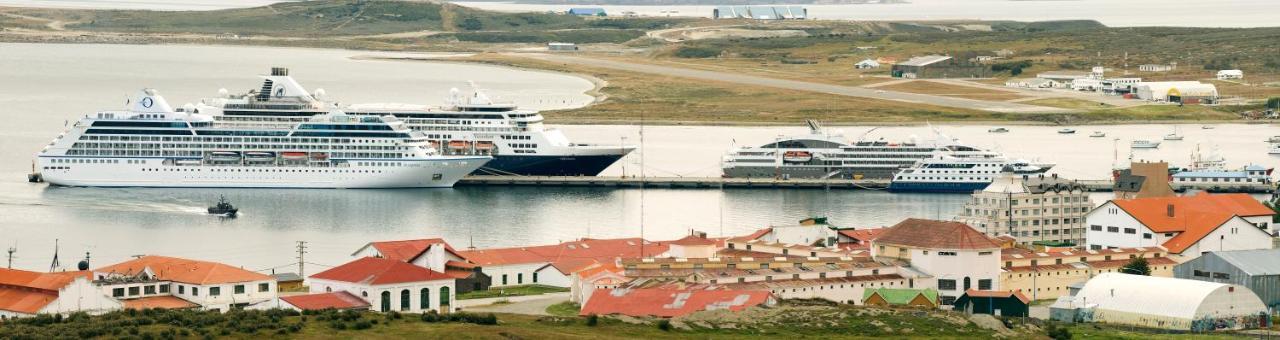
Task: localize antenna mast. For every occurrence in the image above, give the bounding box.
[6,245,15,269]
[49,239,60,272]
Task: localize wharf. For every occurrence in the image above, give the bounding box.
[459,176,1119,191]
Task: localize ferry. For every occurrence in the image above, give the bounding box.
[720,121,1014,180]
[1169,146,1273,193]
[36,89,490,188]
[887,154,1053,193]
[199,68,633,176]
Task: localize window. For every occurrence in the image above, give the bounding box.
[160,284,170,294]
[1123,228,1136,234]
[144,285,156,295]
[938,251,957,256]
[234,285,245,294]
[517,273,524,284]
[210,287,221,296]
[1143,233,1152,239]
[401,289,411,311]
[502,274,508,285]
[112,288,125,297]
[179,285,185,294]
[1212,272,1230,280]
[1107,226,1119,233]
[193,287,199,296]
[533,272,539,283]
[938,279,957,290]
[979,251,993,256]
[941,296,957,306]
[259,283,270,292]
[128,286,140,296]
[978,279,992,290]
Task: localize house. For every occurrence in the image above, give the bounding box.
[953,289,1029,317]
[861,288,938,308]
[567,8,606,16]
[1112,161,1176,199]
[0,268,120,317]
[836,227,885,251]
[1084,193,1275,256]
[457,238,670,288]
[956,171,1091,246]
[274,291,370,311]
[667,232,719,258]
[351,238,490,293]
[890,55,990,79]
[1051,273,1266,331]
[1138,64,1175,72]
[569,262,627,306]
[1134,81,1218,103]
[871,218,1002,305]
[548,42,578,52]
[999,247,1175,301]
[854,59,880,69]
[579,288,775,318]
[308,257,455,313]
[93,255,277,312]
[1217,69,1244,80]
[1174,248,1280,310]
[271,272,304,292]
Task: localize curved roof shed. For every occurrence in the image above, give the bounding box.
[1071,273,1265,329]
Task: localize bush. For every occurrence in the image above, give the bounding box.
[585,314,599,326]
[673,46,721,59]
[657,319,672,331]
[352,320,373,330]
[1045,323,1073,340]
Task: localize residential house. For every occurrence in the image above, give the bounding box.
[308,257,456,313]
[871,218,1002,305]
[1085,193,1276,256]
[1112,161,1176,199]
[0,268,120,317]
[458,238,670,288]
[351,238,489,293]
[861,287,938,308]
[999,247,1174,301]
[93,255,277,312]
[569,262,627,306]
[580,288,775,318]
[274,291,370,311]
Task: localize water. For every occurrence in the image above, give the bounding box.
[3,43,1279,273]
[452,0,1280,28]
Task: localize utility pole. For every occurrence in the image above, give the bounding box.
[49,239,60,272]
[6,245,15,269]
[296,241,307,277]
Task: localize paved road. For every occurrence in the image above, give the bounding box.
[459,292,570,316]
[931,79,1144,108]
[516,53,1076,114]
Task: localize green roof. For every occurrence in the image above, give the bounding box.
[862,288,939,305]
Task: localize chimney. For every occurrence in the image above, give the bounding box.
[1166,204,1175,217]
[695,231,707,239]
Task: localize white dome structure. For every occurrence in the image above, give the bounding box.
[1064,273,1266,330]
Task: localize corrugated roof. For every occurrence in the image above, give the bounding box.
[897,55,952,67]
[963,289,1030,304]
[862,287,938,305]
[123,296,198,310]
[1208,249,1280,276]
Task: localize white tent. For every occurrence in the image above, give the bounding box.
[1065,273,1265,330]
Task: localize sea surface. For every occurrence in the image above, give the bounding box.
[2,43,1278,273]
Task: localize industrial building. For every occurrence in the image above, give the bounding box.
[1134,81,1219,103]
[1139,64,1175,72]
[1050,273,1267,331]
[1175,249,1280,310]
[891,55,990,79]
[1217,69,1244,80]
[712,6,807,20]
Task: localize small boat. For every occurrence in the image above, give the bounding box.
[475,141,495,151]
[1058,128,1076,134]
[1132,140,1161,149]
[1268,136,1280,143]
[310,152,329,161]
[988,127,1009,133]
[207,195,238,217]
[782,151,813,163]
[209,151,241,162]
[244,151,275,159]
[1201,125,1214,129]
[448,141,470,150]
[1089,131,1106,138]
[1163,126,1183,141]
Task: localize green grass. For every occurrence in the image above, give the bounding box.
[545,302,581,317]
[457,285,569,300]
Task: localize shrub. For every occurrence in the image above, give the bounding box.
[657,319,672,331]
[673,46,721,59]
[586,314,599,326]
[352,320,373,330]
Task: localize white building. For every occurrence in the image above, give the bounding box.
[854,59,880,69]
[1139,64,1175,72]
[870,218,1002,305]
[458,238,666,288]
[351,238,468,275]
[0,268,121,317]
[957,172,1092,246]
[93,255,277,311]
[1217,69,1244,80]
[1006,78,1059,89]
[1053,273,1266,330]
[309,257,456,313]
[1134,81,1218,102]
[569,262,626,306]
[1085,193,1276,257]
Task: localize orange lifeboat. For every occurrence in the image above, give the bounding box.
[783,151,812,163]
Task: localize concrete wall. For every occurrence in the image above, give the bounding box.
[40,277,122,315]
[309,278,454,313]
[485,263,556,287]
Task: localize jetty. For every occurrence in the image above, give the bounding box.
[458,176,1118,191]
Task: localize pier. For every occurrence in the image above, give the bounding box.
[458,176,1119,191]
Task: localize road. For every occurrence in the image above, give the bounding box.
[930,79,1145,108]
[459,292,570,316]
[515,53,1077,114]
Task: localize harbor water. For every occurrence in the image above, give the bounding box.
[2,43,1278,272]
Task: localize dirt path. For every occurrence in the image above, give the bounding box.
[460,293,569,316]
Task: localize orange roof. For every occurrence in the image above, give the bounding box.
[280,291,370,310]
[123,296,198,310]
[0,268,92,314]
[580,288,772,318]
[963,289,1030,304]
[95,256,271,285]
[0,287,59,314]
[310,257,452,285]
[574,261,624,280]
[874,219,1000,250]
[458,238,670,274]
[838,228,886,242]
[671,235,718,246]
[1111,193,1274,253]
[360,238,462,262]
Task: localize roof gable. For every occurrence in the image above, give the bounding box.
[1112,193,1273,234]
[358,238,463,263]
[281,291,371,310]
[874,219,999,250]
[0,269,92,314]
[458,238,670,274]
[310,257,452,285]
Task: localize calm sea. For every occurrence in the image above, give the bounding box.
[1,43,1277,273]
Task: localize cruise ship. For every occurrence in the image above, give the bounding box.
[887,154,1054,193]
[721,121,1015,180]
[200,68,634,176]
[36,89,490,188]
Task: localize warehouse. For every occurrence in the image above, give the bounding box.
[1052,273,1267,331]
[891,55,990,79]
[1133,81,1218,103]
[1175,249,1280,310]
[713,6,807,20]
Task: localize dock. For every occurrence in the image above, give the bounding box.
[458,176,1119,191]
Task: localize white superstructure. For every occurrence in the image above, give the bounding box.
[36,89,489,188]
[888,153,1054,193]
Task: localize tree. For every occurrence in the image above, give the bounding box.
[460,17,483,31]
[1121,257,1151,276]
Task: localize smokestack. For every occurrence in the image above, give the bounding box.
[1167,204,1175,217]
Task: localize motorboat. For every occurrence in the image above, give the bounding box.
[988,127,1009,133]
[1132,140,1161,149]
[1058,128,1076,134]
[1089,131,1106,138]
[208,195,238,217]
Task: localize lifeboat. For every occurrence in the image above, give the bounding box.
[310,153,329,161]
[448,141,470,150]
[475,141,495,150]
[244,151,275,159]
[282,152,308,160]
[783,151,813,163]
[210,151,241,162]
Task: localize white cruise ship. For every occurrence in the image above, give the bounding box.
[36,89,490,188]
[722,120,1011,180]
[200,68,634,176]
[888,154,1054,193]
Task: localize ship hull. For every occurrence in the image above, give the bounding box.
[722,166,904,180]
[887,181,990,193]
[37,156,489,189]
[479,154,625,176]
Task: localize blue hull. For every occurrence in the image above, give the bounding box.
[888,181,990,193]
[478,154,625,176]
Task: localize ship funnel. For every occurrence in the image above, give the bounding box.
[131,89,175,114]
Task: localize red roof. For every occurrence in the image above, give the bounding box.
[310,257,452,285]
[95,256,271,285]
[458,238,671,274]
[671,235,718,246]
[360,238,462,263]
[1111,193,1275,253]
[838,228,886,244]
[874,219,1000,250]
[580,288,772,318]
[123,296,197,310]
[0,268,91,314]
[963,289,1030,304]
[281,291,370,310]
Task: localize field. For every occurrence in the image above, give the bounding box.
[876,81,1027,101]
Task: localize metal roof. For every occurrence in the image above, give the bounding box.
[897,55,951,67]
[1209,249,1280,276]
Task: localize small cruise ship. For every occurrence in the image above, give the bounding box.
[721,121,1011,180]
[1169,146,1272,193]
[36,89,489,188]
[888,154,1054,193]
[200,68,633,176]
